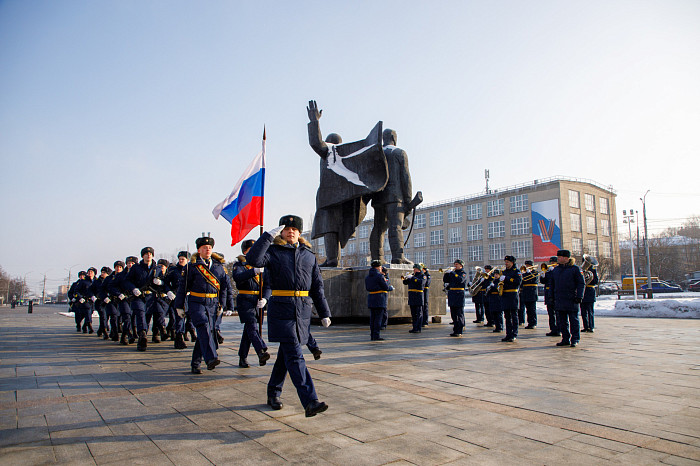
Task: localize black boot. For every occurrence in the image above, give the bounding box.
[152,327,161,343]
[239,357,250,368]
[161,328,169,342]
[102,328,109,340]
[168,328,175,341]
[174,333,187,349]
[111,329,119,342]
[137,331,148,351]
[216,329,224,344]
[188,329,197,343]
[76,324,81,332]
[96,326,104,337]
[87,323,94,334]
[258,351,270,366]
[120,332,128,345]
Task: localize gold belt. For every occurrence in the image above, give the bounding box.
[424,286,429,289]
[409,289,423,293]
[237,290,259,295]
[450,287,465,290]
[369,290,388,294]
[586,285,596,288]
[271,290,309,297]
[502,289,518,293]
[523,284,538,287]
[190,291,218,298]
[143,290,152,295]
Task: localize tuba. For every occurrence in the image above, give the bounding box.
[468,266,485,295]
[581,254,598,285]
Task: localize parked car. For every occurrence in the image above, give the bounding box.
[688,280,700,292]
[639,280,683,293]
[598,282,620,295]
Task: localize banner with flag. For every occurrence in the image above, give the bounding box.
[212,131,266,245]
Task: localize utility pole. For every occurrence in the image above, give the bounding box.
[641,190,653,298]
[623,210,638,301]
[42,274,47,304]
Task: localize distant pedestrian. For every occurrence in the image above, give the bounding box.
[550,250,585,347]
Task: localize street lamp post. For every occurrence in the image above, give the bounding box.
[623,210,638,301]
[641,190,653,299]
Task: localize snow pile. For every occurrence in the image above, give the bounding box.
[608,299,700,319]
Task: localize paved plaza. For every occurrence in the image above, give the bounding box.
[1,305,699,465]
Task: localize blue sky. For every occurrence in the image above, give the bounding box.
[1,0,699,294]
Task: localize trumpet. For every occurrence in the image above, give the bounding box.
[468,266,485,295]
[581,254,598,285]
[438,267,455,274]
[520,264,537,273]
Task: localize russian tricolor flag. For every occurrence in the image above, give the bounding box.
[212,132,266,246]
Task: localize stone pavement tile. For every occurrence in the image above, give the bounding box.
[281,411,366,435]
[368,432,466,464]
[660,455,700,466]
[97,451,175,465]
[336,420,406,443]
[252,429,339,459]
[314,430,364,449]
[50,425,113,445]
[181,405,250,428]
[644,438,700,462]
[52,442,95,465]
[442,450,542,465]
[320,442,404,466]
[198,441,283,464]
[91,442,165,464]
[0,426,50,448]
[165,449,216,466]
[45,410,104,432]
[507,421,578,444]
[568,433,638,454]
[612,446,674,464]
[521,443,613,464]
[432,433,490,456]
[17,414,46,428]
[554,438,626,460]
[0,444,56,465]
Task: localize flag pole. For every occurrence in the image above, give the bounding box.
[258,126,266,336]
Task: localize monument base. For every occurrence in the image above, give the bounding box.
[312,266,446,323]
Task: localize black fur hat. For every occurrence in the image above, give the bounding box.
[557,249,571,258]
[196,236,215,249]
[279,214,303,231]
[78,271,86,277]
[141,247,154,257]
[101,266,112,274]
[114,260,125,268]
[87,267,97,274]
[371,260,382,268]
[504,255,516,263]
[177,251,190,259]
[126,256,138,264]
[241,239,255,252]
[157,259,169,267]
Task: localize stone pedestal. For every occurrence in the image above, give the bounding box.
[312,266,446,323]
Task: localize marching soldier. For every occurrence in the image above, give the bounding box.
[422,265,431,327]
[365,259,393,341]
[482,265,494,327]
[125,247,157,351]
[246,215,331,417]
[166,251,190,349]
[102,262,122,342]
[501,256,522,342]
[148,259,174,343]
[443,259,468,337]
[69,271,91,333]
[520,260,539,329]
[541,257,560,337]
[551,250,585,347]
[581,264,598,333]
[403,264,425,333]
[90,267,111,339]
[174,235,232,374]
[471,273,485,324]
[486,269,503,334]
[231,240,270,367]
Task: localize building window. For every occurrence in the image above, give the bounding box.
[487,199,504,217]
[571,237,583,255]
[585,193,595,211]
[430,210,443,226]
[347,242,356,254]
[587,216,596,234]
[448,227,462,243]
[466,203,482,220]
[601,219,611,237]
[511,217,530,236]
[384,238,390,251]
[359,241,369,254]
[431,249,444,266]
[601,242,612,258]
[358,225,369,238]
[415,213,426,229]
[467,224,483,241]
[569,190,580,209]
[414,232,426,248]
[448,247,463,264]
[448,206,462,223]
[385,253,392,262]
[511,240,531,260]
[341,247,346,257]
[358,257,368,266]
[317,237,325,246]
[587,239,598,256]
[489,243,506,261]
[487,221,505,238]
[318,246,325,257]
[404,253,410,261]
[430,229,444,245]
[467,245,483,262]
[600,198,609,215]
[570,213,581,232]
[510,194,529,213]
[414,251,426,265]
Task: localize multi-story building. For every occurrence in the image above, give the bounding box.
[306,176,620,279]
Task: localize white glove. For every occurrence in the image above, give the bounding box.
[177,308,185,318]
[166,291,176,301]
[90,296,97,302]
[118,293,126,300]
[133,288,142,297]
[78,298,85,304]
[499,275,506,282]
[103,297,111,304]
[321,317,331,327]
[268,225,284,237]
[256,298,267,309]
[70,298,76,303]
[254,267,264,274]
[404,274,413,280]
[388,285,394,291]
[153,278,163,286]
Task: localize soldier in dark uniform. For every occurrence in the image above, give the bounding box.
[102,262,122,342]
[403,264,425,333]
[166,251,190,349]
[501,256,522,342]
[214,252,233,345]
[175,235,233,374]
[581,266,598,333]
[541,257,560,337]
[520,260,539,329]
[443,259,468,337]
[90,267,111,339]
[482,265,494,327]
[231,239,270,368]
[246,215,331,417]
[470,269,485,324]
[124,247,157,351]
[422,265,431,327]
[112,258,136,345]
[365,260,393,341]
[148,259,173,343]
[551,250,585,347]
[486,269,503,333]
[380,266,390,329]
[69,271,89,332]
